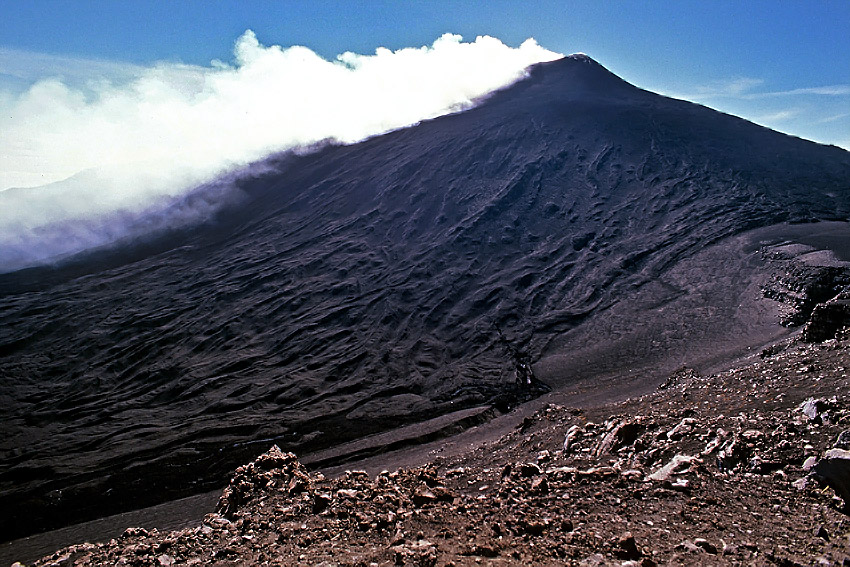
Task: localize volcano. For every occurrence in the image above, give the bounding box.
[1,55,849,541]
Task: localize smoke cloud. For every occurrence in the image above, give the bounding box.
[0,32,561,272]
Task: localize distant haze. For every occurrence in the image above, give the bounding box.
[0,32,560,272]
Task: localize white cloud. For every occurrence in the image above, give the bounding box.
[661,77,764,100]
[816,112,850,124]
[705,77,765,97]
[0,32,561,272]
[756,85,850,98]
[0,46,149,87]
[665,77,850,102]
[756,108,801,123]
[655,75,850,151]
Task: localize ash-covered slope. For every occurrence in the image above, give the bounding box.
[1,55,849,540]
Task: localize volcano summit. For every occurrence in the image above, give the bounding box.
[1,54,849,541]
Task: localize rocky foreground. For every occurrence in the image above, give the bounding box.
[20,329,850,567]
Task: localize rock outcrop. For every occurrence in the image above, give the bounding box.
[804,291,850,343]
[16,338,850,566]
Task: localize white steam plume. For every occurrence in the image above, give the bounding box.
[0,32,561,272]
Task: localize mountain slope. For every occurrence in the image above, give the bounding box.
[1,55,849,540]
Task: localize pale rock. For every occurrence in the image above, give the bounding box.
[647,454,701,482]
[802,456,818,471]
[667,417,696,440]
[563,424,582,453]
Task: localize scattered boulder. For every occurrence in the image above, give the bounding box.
[717,436,749,472]
[563,424,582,453]
[216,446,309,518]
[614,532,641,560]
[693,538,717,554]
[595,418,645,457]
[666,418,696,441]
[674,540,703,554]
[802,456,818,472]
[15,333,850,567]
[391,539,437,567]
[701,429,727,456]
[412,487,439,508]
[647,455,701,482]
[461,544,499,558]
[802,291,850,342]
[812,448,850,508]
[834,429,850,450]
[658,367,699,391]
[520,462,542,477]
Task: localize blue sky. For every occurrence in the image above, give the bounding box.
[1,1,848,271]
[1,0,848,149]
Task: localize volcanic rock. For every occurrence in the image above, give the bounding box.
[615,532,642,560]
[835,430,850,450]
[2,52,850,546]
[647,454,701,482]
[803,291,850,342]
[812,448,850,508]
[595,418,647,457]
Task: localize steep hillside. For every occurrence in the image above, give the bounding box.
[1,55,848,540]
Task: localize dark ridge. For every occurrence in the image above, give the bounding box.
[1,55,849,541]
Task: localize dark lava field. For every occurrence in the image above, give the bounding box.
[1,55,849,541]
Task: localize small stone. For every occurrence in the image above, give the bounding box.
[693,538,717,554]
[803,456,818,471]
[717,437,749,471]
[579,554,609,566]
[520,462,541,477]
[647,454,701,482]
[158,555,175,566]
[462,544,499,558]
[800,398,826,421]
[563,424,582,452]
[530,476,549,494]
[615,532,642,560]
[674,540,703,553]
[815,525,830,540]
[522,519,548,536]
[313,492,332,513]
[835,430,850,450]
[667,418,696,440]
[412,486,438,507]
[336,488,359,499]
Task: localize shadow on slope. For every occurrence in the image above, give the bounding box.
[0,55,849,541]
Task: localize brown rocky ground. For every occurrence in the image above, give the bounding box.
[20,331,850,567]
